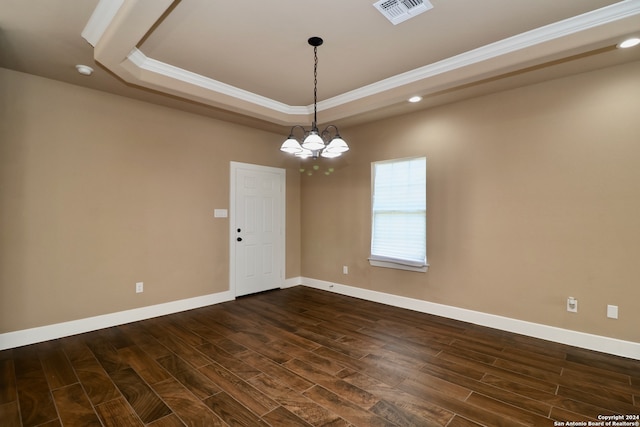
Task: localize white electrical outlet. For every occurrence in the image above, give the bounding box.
[567,297,577,313]
[343,266,348,274]
[607,304,618,319]
[136,282,144,293]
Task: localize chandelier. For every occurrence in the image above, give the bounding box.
[280,37,349,159]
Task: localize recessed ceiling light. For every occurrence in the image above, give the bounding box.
[75,64,94,76]
[617,37,640,49]
[408,96,422,103]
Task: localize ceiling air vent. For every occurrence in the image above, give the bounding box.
[373,0,433,25]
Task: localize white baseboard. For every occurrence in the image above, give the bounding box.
[3,277,638,361]
[301,277,640,361]
[282,276,303,289]
[0,290,235,350]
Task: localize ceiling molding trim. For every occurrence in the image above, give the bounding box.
[81,0,125,47]
[126,49,312,116]
[317,0,640,110]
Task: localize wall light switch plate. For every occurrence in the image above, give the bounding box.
[214,209,228,218]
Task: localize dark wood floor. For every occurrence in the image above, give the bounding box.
[1,286,638,426]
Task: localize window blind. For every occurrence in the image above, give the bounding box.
[370,157,426,268]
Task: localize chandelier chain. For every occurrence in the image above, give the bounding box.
[313,45,318,127]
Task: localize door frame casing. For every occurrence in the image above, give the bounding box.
[229,161,286,297]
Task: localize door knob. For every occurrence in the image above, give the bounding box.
[237,237,242,242]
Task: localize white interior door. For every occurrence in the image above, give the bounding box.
[230,162,285,297]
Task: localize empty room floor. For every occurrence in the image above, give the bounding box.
[1,286,639,426]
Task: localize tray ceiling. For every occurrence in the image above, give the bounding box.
[1,0,639,130]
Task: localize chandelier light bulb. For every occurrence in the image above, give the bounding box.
[280,137,303,153]
[325,137,349,153]
[302,131,325,151]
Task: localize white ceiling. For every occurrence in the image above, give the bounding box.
[1,0,640,132]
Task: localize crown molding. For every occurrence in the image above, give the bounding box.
[126,48,311,116]
[81,0,124,47]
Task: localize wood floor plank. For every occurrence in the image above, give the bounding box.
[446,414,485,427]
[0,401,21,427]
[155,333,211,370]
[118,323,173,360]
[558,385,640,415]
[146,413,185,427]
[98,326,136,350]
[398,377,529,427]
[2,287,640,426]
[109,367,172,424]
[248,373,346,426]
[157,354,222,400]
[262,405,314,427]
[284,358,379,408]
[337,367,455,426]
[419,363,553,417]
[118,345,172,385]
[565,347,640,377]
[156,317,209,347]
[174,319,227,344]
[200,361,279,416]
[152,377,226,426]
[239,350,314,393]
[561,366,640,397]
[14,350,59,427]
[196,342,261,380]
[52,383,103,426]
[465,392,552,425]
[85,338,127,373]
[203,391,266,426]
[0,359,16,404]
[370,399,443,427]
[436,350,559,394]
[67,351,121,406]
[303,385,392,427]
[37,343,78,390]
[229,330,294,364]
[558,370,635,404]
[294,347,347,375]
[95,397,145,427]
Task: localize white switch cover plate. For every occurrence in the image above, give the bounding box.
[607,304,618,319]
[136,282,144,293]
[214,209,228,218]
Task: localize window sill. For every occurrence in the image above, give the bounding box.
[369,259,429,273]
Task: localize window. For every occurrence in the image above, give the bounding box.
[370,157,427,272]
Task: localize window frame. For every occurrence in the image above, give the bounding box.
[369,156,428,273]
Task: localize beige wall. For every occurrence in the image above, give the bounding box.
[0,68,301,333]
[2,61,639,344]
[301,60,640,342]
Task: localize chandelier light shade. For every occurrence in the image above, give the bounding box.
[280,37,349,159]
